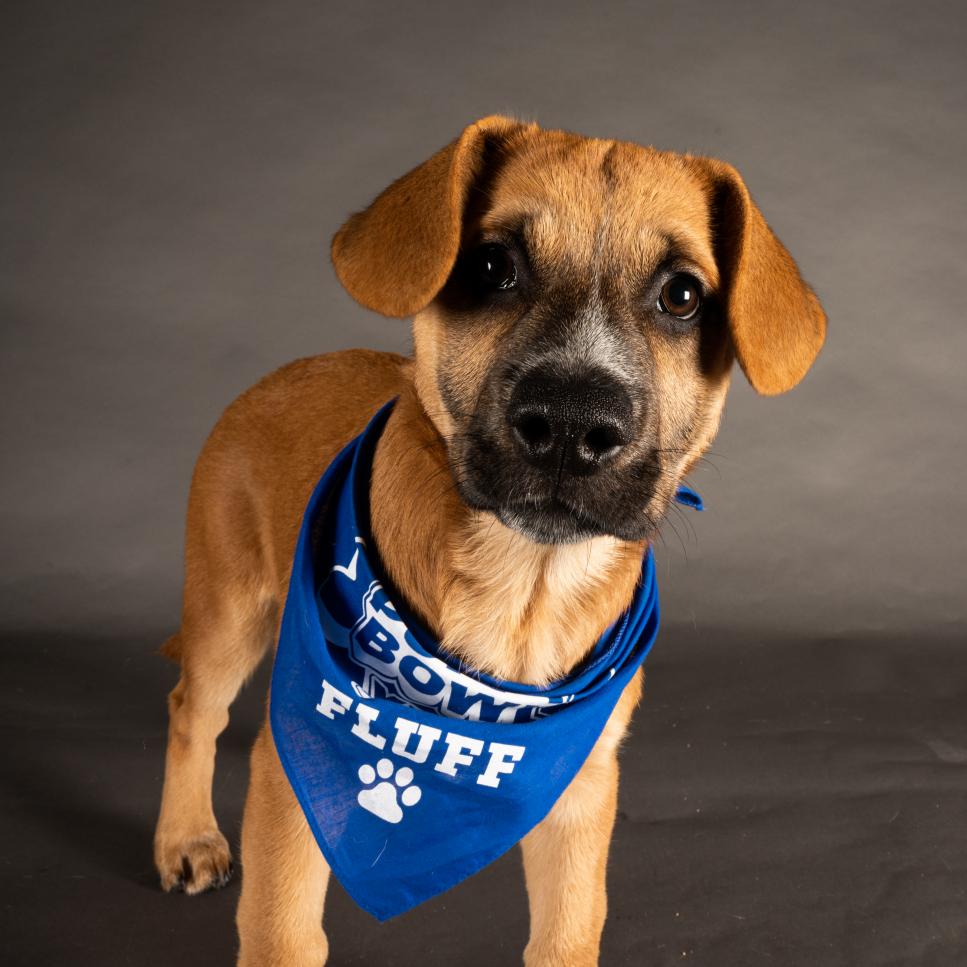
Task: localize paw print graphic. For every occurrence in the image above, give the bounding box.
[357,758,422,824]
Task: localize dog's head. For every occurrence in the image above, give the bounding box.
[332,116,826,544]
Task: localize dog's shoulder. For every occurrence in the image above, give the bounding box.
[222,348,410,445]
[191,350,411,540]
[241,349,409,415]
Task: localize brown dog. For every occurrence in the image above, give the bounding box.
[154,115,825,965]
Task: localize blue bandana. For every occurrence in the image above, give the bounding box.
[269,401,702,921]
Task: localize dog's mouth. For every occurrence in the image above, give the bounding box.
[494,496,609,545]
[454,441,665,545]
[446,416,675,545]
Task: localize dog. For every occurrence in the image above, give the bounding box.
[153,115,826,965]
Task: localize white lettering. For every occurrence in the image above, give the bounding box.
[392,717,442,764]
[435,733,485,777]
[332,537,366,580]
[351,702,386,749]
[477,742,525,788]
[316,680,353,720]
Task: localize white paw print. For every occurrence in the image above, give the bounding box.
[357,758,422,824]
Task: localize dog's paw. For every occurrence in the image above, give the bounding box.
[357,758,422,824]
[155,827,233,895]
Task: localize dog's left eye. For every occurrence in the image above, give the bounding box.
[475,244,518,290]
[658,274,702,320]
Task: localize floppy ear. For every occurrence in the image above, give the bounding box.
[331,115,530,318]
[691,158,827,395]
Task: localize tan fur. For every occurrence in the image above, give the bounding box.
[331,115,536,318]
[154,116,826,965]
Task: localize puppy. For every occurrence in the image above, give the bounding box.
[154,115,825,965]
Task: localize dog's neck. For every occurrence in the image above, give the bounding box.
[370,387,646,686]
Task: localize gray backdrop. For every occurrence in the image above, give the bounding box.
[2,0,965,641]
[2,2,966,966]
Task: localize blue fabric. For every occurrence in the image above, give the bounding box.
[269,400,702,921]
[673,482,704,511]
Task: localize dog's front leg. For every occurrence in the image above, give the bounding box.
[520,671,640,967]
[237,724,330,967]
[520,744,619,967]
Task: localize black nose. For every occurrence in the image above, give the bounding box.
[507,368,634,477]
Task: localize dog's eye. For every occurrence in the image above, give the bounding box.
[658,275,701,320]
[475,244,518,290]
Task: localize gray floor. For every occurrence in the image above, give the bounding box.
[4,627,965,966]
[2,1,966,964]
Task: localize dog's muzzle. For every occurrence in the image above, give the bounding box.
[506,366,634,479]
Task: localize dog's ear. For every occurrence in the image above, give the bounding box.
[331,115,530,318]
[689,158,827,395]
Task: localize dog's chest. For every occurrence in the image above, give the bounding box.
[439,529,627,686]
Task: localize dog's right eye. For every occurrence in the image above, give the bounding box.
[475,244,518,290]
[658,274,702,320]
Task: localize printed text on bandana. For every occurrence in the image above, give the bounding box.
[322,563,571,724]
[317,679,525,799]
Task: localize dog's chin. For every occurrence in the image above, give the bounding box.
[458,479,654,545]
[495,500,605,545]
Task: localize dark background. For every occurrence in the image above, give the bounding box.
[2,1,965,965]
